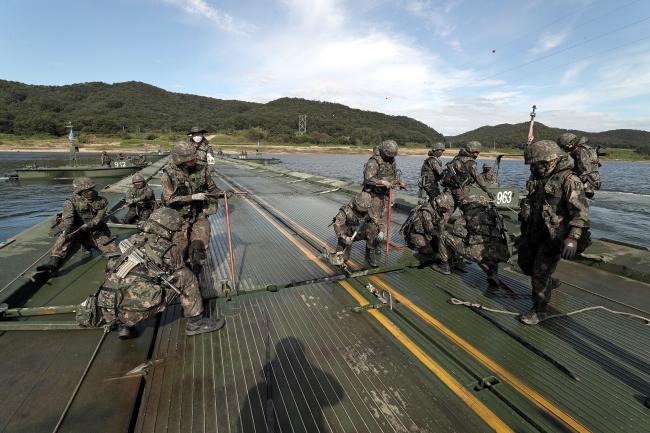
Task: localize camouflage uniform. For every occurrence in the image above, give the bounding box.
[419,143,445,199]
[332,192,379,265]
[362,140,399,233]
[482,164,498,186]
[518,140,590,321]
[445,197,509,283]
[188,126,215,170]
[122,175,156,224]
[101,151,112,167]
[47,178,119,269]
[401,192,455,265]
[557,133,601,198]
[161,143,222,270]
[442,142,494,208]
[86,208,224,337]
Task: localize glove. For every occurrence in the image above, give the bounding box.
[191,193,206,201]
[342,236,353,246]
[376,231,386,242]
[225,190,235,199]
[562,237,578,260]
[380,180,392,188]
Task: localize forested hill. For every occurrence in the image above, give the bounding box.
[0,80,443,145]
[448,122,650,150]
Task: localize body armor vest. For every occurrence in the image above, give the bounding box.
[68,195,108,226]
[364,155,397,194]
[162,164,210,219]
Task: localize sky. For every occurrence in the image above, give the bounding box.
[0,0,649,135]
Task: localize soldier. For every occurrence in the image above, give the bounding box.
[482,163,498,186]
[517,140,590,325]
[401,191,455,274]
[187,126,215,170]
[39,177,119,274]
[556,133,602,199]
[445,197,510,285]
[94,208,224,338]
[122,174,156,224]
[100,151,112,167]
[441,141,495,208]
[161,142,227,273]
[362,140,405,265]
[332,191,380,267]
[419,142,445,200]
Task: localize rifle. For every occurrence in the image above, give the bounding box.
[115,239,181,295]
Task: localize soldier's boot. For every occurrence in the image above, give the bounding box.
[431,261,451,275]
[365,247,379,268]
[549,277,561,291]
[36,256,63,275]
[186,314,226,336]
[118,324,135,339]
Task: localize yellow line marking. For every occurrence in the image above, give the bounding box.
[223,182,514,433]
[240,190,591,433]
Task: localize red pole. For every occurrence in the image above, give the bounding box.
[224,194,236,292]
[386,187,392,261]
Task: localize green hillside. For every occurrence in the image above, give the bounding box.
[448,122,650,151]
[0,80,443,145]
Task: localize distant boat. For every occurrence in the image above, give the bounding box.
[14,160,147,180]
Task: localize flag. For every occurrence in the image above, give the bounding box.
[68,129,75,142]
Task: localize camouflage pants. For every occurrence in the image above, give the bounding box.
[51,227,119,259]
[175,213,211,264]
[517,235,562,312]
[369,193,389,233]
[406,231,449,262]
[114,267,204,327]
[334,223,380,261]
[122,205,154,224]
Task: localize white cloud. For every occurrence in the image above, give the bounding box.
[560,61,590,85]
[162,0,253,35]
[529,31,568,54]
[403,0,461,47]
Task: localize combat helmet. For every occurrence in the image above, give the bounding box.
[72,177,95,193]
[557,132,578,149]
[464,141,481,153]
[352,191,372,212]
[378,140,399,158]
[148,207,183,232]
[171,142,197,165]
[432,142,445,152]
[524,140,563,164]
[132,174,145,184]
[188,126,207,136]
[482,162,492,170]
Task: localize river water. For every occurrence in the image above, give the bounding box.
[1,151,649,248]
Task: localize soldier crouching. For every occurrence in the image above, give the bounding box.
[80,207,224,339]
[444,196,510,285]
[401,191,455,274]
[332,191,379,267]
[39,177,119,274]
[122,174,156,224]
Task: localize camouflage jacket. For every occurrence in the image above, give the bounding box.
[333,204,373,238]
[61,193,109,232]
[401,203,438,238]
[161,163,220,220]
[420,156,443,192]
[571,140,601,190]
[363,155,397,195]
[442,152,491,200]
[125,185,156,209]
[193,139,215,166]
[520,156,590,240]
[482,171,498,185]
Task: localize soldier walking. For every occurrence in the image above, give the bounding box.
[331,191,380,267]
[39,177,119,274]
[188,126,215,171]
[442,141,495,208]
[92,208,224,338]
[401,192,455,274]
[362,140,405,265]
[419,142,445,200]
[122,174,156,224]
[556,133,602,199]
[161,142,228,274]
[517,140,590,325]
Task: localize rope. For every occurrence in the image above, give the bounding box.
[450,297,650,325]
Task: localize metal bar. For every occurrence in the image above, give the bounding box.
[0,322,90,331]
[2,304,77,318]
[224,193,238,294]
